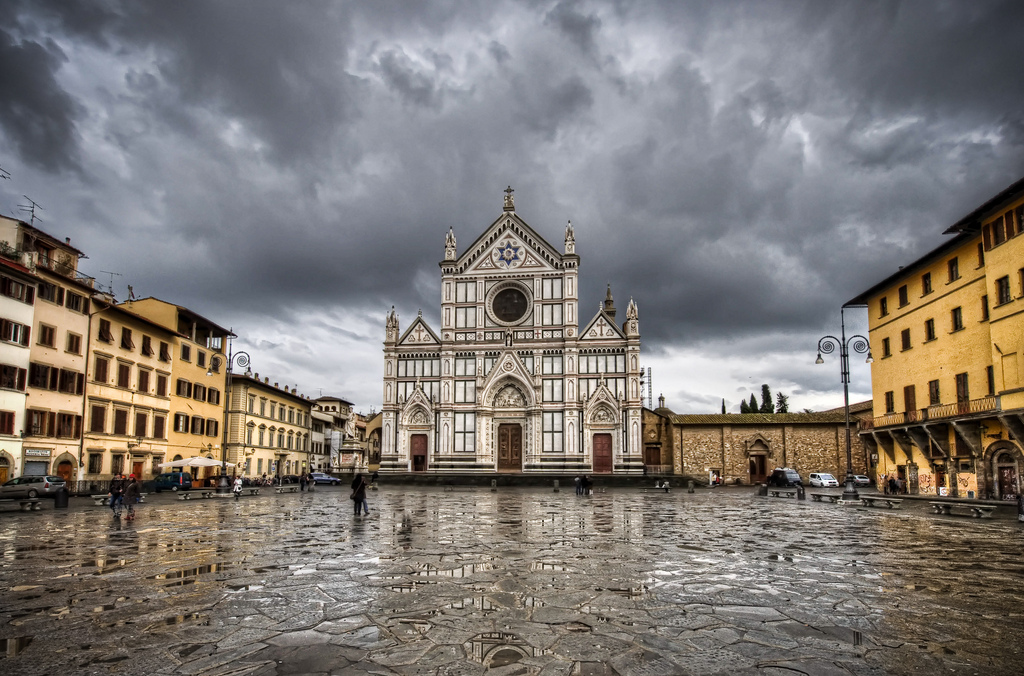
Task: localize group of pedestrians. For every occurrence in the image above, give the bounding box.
[574,475,593,496]
[108,473,141,519]
[882,474,906,494]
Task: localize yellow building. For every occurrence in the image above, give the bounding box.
[849,176,1024,499]
[229,372,311,480]
[121,298,233,484]
[82,301,176,484]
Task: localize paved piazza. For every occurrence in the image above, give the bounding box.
[1,486,1022,676]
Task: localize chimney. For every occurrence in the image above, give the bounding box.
[65,237,71,245]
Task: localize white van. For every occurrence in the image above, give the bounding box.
[809,473,839,487]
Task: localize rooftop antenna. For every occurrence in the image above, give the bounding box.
[18,196,42,225]
[0,166,10,180]
[99,270,122,297]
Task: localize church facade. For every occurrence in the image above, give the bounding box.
[380,189,643,474]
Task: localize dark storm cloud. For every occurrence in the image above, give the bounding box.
[0,29,81,173]
[1,0,1022,411]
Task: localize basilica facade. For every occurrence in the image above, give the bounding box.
[380,189,643,474]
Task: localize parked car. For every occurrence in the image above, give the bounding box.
[154,472,193,492]
[309,472,340,485]
[0,475,66,499]
[853,475,872,488]
[767,468,802,487]
[809,472,840,487]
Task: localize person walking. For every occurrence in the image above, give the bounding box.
[233,476,243,499]
[351,473,369,516]
[300,473,307,491]
[108,473,125,516]
[123,474,141,520]
[574,475,582,496]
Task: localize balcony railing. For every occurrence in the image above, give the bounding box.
[868,395,1000,429]
[37,253,95,287]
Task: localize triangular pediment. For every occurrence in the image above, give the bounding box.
[398,316,440,346]
[479,349,537,407]
[580,310,625,341]
[454,213,563,276]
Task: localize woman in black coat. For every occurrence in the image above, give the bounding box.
[351,473,369,515]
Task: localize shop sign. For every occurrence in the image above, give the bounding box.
[24,448,51,457]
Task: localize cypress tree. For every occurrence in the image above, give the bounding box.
[748,394,758,413]
[740,399,749,414]
[760,384,774,413]
[776,392,789,413]
[721,399,726,414]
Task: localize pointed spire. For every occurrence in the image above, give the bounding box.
[603,284,616,319]
[444,226,457,260]
[626,297,638,320]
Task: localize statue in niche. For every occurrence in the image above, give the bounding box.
[410,409,430,425]
[593,407,614,423]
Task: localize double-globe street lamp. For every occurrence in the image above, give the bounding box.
[816,307,872,502]
[208,348,252,494]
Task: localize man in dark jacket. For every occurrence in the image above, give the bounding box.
[108,473,126,513]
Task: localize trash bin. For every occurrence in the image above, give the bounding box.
[54,486,69,509]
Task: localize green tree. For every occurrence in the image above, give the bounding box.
[740,398,750,414]
[748,394,758,413]
[721,399,726,414]
[776,392,789,413]
[759,384,774,413]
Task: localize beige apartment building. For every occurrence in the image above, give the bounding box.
[0,216,94,483]
[122,298,232,484]
[230,372,311,480]
[82,300,176,483]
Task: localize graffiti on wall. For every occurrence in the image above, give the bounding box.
[918,473,935,494]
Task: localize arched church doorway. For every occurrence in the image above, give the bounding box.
[411,434,428,471]
[497,424,522,471]
[593,433,613,473]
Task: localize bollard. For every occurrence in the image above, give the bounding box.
[686,480,693,493]
[54,486,69,509]
[553,479,559,493]
[491,479,497,492]
[797,485,806,500]
[757,483,768,496]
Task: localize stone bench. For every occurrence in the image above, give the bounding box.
[861,496,903,509]
[20,499,42,511]
[767,489,798,498]
[91,493,147,506]
[930,501,996,519]
[275,485,298,494]
[810,493,841,503]
[177,491,215,500]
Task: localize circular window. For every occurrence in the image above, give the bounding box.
[492,287,529,322]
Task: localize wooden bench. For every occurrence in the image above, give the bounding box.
[275,485,298,494]
[767,489,798,498]
[861,496,903,509]
[930,501,997,519]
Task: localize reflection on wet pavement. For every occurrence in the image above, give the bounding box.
[1,487,1023,674]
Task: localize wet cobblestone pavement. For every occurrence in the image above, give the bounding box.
[1,486,1023,676]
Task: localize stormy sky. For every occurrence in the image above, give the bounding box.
[1,1,1023,415]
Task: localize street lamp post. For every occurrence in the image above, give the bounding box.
[208,347,252,494]
[816,306,872,502]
